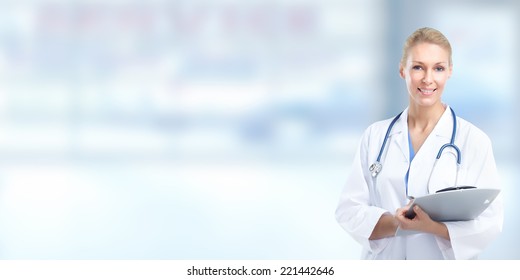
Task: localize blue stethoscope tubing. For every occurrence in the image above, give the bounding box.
[369,107,461,193]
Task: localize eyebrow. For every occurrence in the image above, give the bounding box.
[411,61,448,65]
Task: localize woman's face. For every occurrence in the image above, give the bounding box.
[400,43,452,109]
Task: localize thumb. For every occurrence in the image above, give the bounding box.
[414,205,428,218]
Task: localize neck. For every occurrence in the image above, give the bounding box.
[408,103,446,131]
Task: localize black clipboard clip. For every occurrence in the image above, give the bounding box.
[435,186,476,193]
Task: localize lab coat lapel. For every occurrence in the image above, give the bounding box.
[389,107,409,163]
[430,106,453,152]
[434,106,453,142]
[410,106,453,162]
[424,106,456,193]
[407,106,454,196]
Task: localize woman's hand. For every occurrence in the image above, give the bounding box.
[395,205,450,240]
[396,205,432,231]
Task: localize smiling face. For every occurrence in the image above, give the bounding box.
[400,42,452,109]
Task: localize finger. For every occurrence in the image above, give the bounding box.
[413,205,428,219]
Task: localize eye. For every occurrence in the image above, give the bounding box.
[412,65,423,70]
[435,66,445,72]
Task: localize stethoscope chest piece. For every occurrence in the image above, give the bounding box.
[369,162,382,178]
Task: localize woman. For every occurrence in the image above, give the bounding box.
[335,27,503,259]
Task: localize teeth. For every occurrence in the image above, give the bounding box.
[420,88,435,93]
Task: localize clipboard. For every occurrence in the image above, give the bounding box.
[395,187,500,236]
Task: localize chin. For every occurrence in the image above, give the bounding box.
[418,100,442,108]
[411,96,441,108]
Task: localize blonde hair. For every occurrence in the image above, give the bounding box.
[401,27,452,66]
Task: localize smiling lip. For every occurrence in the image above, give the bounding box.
[418,88,436,95]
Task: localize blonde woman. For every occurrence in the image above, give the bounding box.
[335,27,503,259]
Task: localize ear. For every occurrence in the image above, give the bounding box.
[448,64,453,79]
[399,63,405,79]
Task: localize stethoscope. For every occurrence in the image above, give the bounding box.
[369,107,461,195]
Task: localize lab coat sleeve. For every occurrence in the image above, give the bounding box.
[335,129,391,254]
[437,134,503,260]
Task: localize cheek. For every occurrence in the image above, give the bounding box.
[434,74,449,87]
[434,71,450,84]
[407,72,422,85]
[405,77,414,89]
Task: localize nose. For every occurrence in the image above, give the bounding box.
[422,70,433,84]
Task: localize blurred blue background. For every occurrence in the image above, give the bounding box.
[0,0,518,259]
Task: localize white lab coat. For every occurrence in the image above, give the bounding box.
[335,105,503,259]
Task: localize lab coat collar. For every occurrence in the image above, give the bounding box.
[388,105,454,162]
[432,105,454,140]
[388,107,409,162]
